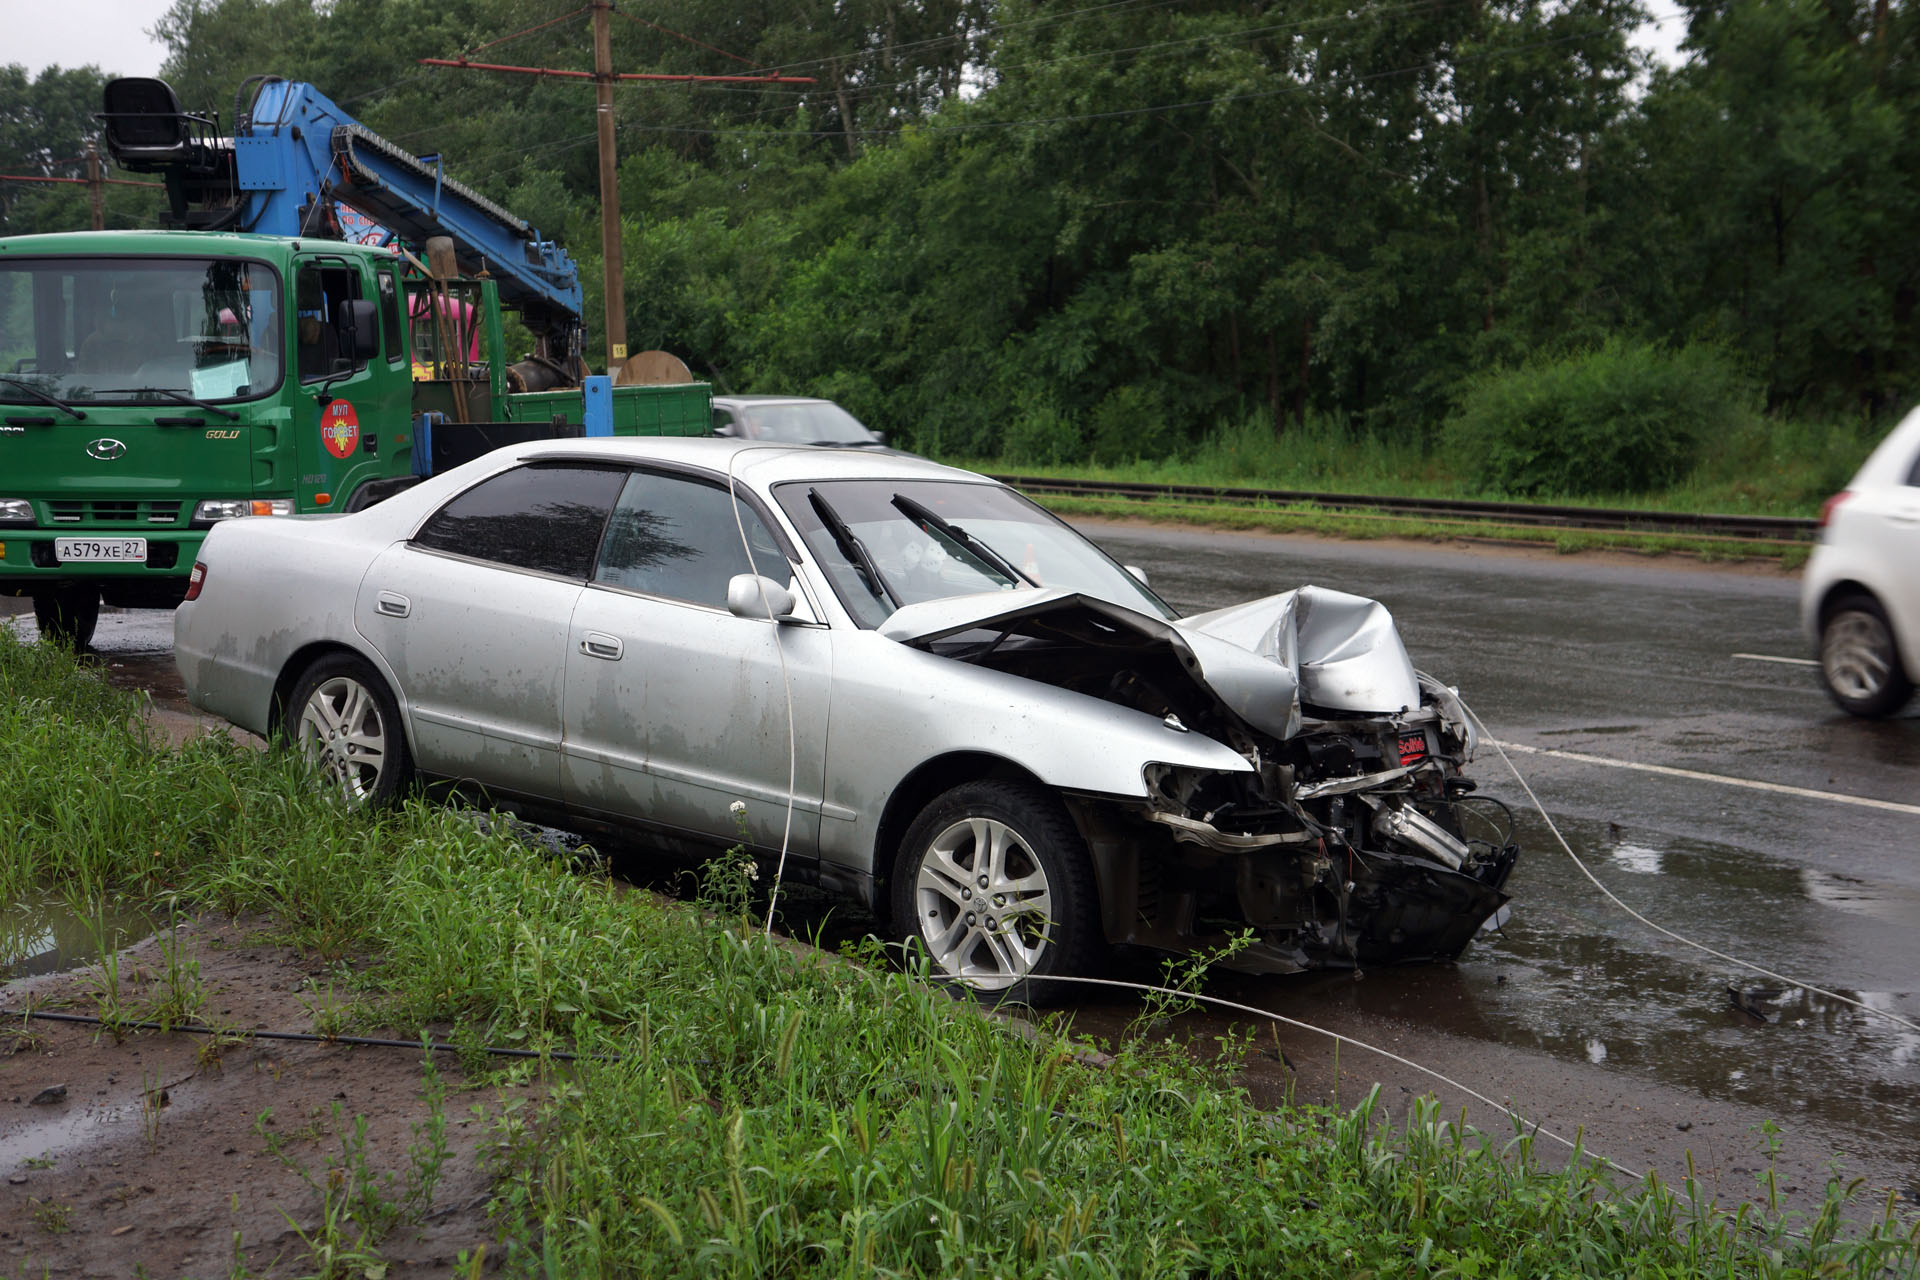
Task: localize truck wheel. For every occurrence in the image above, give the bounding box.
[33,588,100,649]
[891,780,1101,1004]
[285,653,413,806]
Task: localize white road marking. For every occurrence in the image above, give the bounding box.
[1733,652,1819,667]
[1486,739,1920,817]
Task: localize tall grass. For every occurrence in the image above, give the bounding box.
[958,404,1885,518]
[3,630,1916,1277]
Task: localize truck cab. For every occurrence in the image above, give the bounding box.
[1,230,422,643]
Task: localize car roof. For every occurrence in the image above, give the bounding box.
[509,434,971,488]
[710,395,831,407]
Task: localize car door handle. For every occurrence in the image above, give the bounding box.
[375,591,410,618]
[580,632,624,661]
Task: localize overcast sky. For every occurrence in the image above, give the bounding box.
[12,1,172,79]
[10,0,1686,86]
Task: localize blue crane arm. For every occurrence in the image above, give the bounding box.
[97,75,584,355]
[235,81,583,344]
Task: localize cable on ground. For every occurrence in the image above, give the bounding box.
[1461,699,1920,1038]
[0,1008,615,1061]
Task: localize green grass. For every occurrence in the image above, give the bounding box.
[949,409,1882,521]
[2,630,1915,1277]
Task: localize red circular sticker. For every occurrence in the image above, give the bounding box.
[321,399,360,459]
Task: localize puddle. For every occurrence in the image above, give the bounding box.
[0,1061,218,1172]
[1,893,154,983]
[1213,812,1920,1168]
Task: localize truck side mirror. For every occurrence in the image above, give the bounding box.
[335,299,378,361]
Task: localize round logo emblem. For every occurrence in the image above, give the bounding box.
[86,438,128,460]
[321,400,360,459]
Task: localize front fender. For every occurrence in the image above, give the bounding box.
[820,632,1251,870]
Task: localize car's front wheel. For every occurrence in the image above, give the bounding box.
[285,653,413,805]
[1819,592,1914,718]
[892,780,1101,1003]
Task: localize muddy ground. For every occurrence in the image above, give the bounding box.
[1,917,529,1278]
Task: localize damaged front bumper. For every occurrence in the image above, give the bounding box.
[1070,695,1518,976]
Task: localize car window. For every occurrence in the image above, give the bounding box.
[594,470,789,608]
[774,478,1178,628]
[740,401,874,445]
[294,261,366,383]
[412,464,626,578]
[377,269,404,366]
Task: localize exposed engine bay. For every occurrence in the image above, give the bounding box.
[904,585,1520,975]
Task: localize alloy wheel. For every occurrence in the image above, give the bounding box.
[296,675,390,803]
[911,815,1056,990]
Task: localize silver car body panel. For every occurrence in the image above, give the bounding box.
[880,588,1305,741]
[176,436,1515,975]
[1181,585,1421,714]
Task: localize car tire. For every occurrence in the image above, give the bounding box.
[892,780,1102,1003]
[284,653,414,806]
[1818,592,1915,718]
[33,588,100,649]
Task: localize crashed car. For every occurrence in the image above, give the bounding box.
[174,439,1517,998]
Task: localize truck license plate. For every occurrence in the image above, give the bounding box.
[55,537,146,562]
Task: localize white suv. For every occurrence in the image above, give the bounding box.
[1800,405,1920,717]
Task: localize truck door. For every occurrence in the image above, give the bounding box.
[291,257,385,508]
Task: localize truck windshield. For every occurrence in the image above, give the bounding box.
[0,257,282,407]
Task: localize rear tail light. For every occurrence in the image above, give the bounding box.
[1819,491,1851,527]
[184,560,207,601]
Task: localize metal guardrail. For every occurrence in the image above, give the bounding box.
[990,474,1821,546]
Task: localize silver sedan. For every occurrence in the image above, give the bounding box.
[175,439,1516,1000]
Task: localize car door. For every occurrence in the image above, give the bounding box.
[355,461,626,798]
[1880,439,1920,661]
[559,467,833,853]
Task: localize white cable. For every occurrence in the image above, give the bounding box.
[1462,701,1920,1038]
[990,971,1642,1181]
[721,443,803,933]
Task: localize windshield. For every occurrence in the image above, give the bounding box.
[739,401,877,445]
[775,479,1176,628]
[0,257,282,407]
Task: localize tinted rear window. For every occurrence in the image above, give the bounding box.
[413,464,626,579]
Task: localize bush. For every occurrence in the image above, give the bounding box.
[1001,392,1083,466]
[1088,383,1176,464]
[1442,341,1758,497]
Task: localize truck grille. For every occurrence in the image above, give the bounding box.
[45,500,183,526]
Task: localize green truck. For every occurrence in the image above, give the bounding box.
[0,230,708,646]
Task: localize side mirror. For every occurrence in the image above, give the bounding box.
[713,421,740,438]
[336,299,378,360]
[727,573,796,621]
[1125,564,1150,586]
[869,430,888,446]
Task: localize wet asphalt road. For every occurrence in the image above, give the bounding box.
[1074,522,1919,1205]
[6,530,1917,1205]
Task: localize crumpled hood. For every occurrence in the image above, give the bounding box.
[880,587,1310,740]
[1179,585,1420,714]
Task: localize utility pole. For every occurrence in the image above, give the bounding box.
[419,14,812,374]
[591,0,626,371]
[86,143,105,230]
